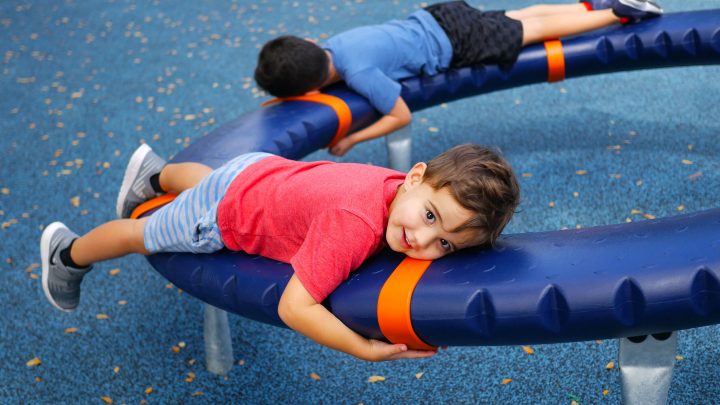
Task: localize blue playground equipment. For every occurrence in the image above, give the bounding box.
[136,10,720,404]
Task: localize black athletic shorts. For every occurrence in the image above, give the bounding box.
[425,1,524,68]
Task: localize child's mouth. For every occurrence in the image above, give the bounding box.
[401,228,411,249]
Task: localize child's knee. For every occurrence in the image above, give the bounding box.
[507,5,540,20]
[130,218,150,255]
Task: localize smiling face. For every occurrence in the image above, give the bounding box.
[386,163,478,260]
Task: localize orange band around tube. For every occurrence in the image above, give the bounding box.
[262,93,353,148]
[130,193,178,219]
[544,40,566,83]
[377,257,437,351]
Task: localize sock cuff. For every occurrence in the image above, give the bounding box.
[149,172,164,194]
[60,239,81,268]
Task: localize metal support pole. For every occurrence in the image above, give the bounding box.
[385,123,413,172]
[203,303,234,375]
[619,332,677,405]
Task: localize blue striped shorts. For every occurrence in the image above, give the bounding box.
[143,152,273,254]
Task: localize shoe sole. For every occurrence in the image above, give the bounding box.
[618,0,663,13]
[116,143,152,218]
[41,221,72,312]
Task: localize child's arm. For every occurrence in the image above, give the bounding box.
[278,274,436,361]
[329,96,412,157]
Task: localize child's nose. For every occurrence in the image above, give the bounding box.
[414,228,436,250]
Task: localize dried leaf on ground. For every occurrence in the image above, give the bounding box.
[687,171,703,181]
[26,357,41,367]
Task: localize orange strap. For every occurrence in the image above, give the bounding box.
[262,93,352,148]
[130,193,178,219]
[544,40,566,83]
[376,257,436,351]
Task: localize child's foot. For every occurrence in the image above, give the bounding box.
[116,144,166,218]
[40,222,93,312]
[611,0,663,23]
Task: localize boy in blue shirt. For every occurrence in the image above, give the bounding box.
[254,0,662,156]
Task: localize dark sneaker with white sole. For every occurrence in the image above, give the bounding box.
[611,0,663,23]
[116,144,166,219]
[40,222,93,312]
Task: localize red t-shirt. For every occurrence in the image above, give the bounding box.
[217,156,405,303]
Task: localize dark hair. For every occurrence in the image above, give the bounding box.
[423,144,520,247]
[254,36,329,97]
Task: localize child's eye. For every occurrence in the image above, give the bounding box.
[425,210,435,222]
[440,239,451,251]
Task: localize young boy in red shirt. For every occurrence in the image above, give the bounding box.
[41,143,519,361]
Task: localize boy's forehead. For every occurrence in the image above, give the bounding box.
[430,186,472,223]
[427,186,487,247]
[448,228,483,250]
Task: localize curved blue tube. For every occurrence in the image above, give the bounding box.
[147,10,720,346]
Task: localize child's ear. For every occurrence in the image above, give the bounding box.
[403,162,427,190]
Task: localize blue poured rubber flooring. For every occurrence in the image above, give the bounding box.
[1,0,720,403]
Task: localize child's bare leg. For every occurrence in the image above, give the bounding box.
[518,9,617,46]
[506,3,588,20]
[70,217,150,267]
[158,162,213,193]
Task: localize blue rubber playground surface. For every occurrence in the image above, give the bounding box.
[2,0,720,403]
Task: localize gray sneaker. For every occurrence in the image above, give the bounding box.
[116,144,166,218]
[612,0,663,23]
[40,222,93,312]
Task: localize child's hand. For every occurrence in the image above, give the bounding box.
[329,137,354,156]
[366,339,437,361]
